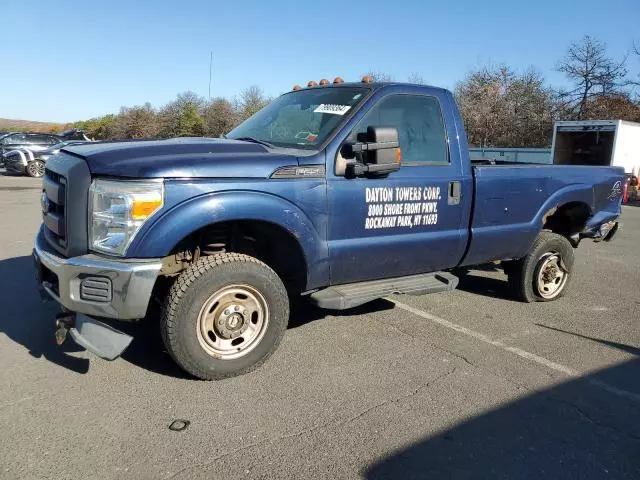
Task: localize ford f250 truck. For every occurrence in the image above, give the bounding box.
[33,77,624,380]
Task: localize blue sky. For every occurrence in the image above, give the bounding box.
[2,0,638,122]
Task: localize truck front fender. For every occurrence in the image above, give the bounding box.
[127,190,329,289]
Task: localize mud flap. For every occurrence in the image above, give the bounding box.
[69,314,133,361]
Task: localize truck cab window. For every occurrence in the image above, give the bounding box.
[227,87,370,150]
[349,94,449,165]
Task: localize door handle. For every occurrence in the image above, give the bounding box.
[448,181,461,205]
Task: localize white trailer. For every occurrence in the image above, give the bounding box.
[551,120,640,175]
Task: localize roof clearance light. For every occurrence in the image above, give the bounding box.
[361,75,374,83]
[319,78,329,85]
[292,85,302,91]
[333,77,344,84]
[307,80,318,87]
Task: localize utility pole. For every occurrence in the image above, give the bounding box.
[208,52,213,101]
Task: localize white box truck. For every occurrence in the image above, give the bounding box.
[551,120,640,175]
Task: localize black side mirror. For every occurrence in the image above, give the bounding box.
[342,126,401,177]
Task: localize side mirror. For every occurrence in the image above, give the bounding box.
[342,126,401,177]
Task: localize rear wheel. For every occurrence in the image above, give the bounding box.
[26,160,45,178]
[508,232,574,303]
[161,253,289,380]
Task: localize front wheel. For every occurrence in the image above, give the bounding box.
[508,232,574,303]
[26,160,45,178]
[161,253,289,380]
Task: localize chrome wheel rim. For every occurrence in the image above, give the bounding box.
[535,252,568,299]
[196,284,269,360]
[28,161,45,177]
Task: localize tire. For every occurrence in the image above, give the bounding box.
[508,232,574,303]
[161,253,289,380]
[26,160,45,178]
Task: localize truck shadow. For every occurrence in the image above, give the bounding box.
[287,297,395,329]
[364,355,640,479]
[116,297,396,379]
[453,267,518,302]
[0,255,90,374]
[0,254,395,379]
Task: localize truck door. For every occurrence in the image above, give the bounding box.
[326,87,470,285]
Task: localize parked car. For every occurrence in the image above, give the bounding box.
[34,78,624,380]
[4,140,90,177]
[0,133,16,167]
[0,132,61,157]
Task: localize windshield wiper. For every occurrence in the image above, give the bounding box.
[234,136,275,148]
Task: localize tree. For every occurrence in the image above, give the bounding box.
[455,67,505,147]
[629,40,640,94]
[158,91,205,137]
[202,97,237,137]
[407,72,426,85]
[362,70,394,82]
[93,114,118,139]
[455,66,555,148]
[177,103,205,136]
[582,93,640,122]
[113,103,159,139]
[503,68,557,147]
[73,114,118,140]
[556,35,628,119]
[235,86,270,122]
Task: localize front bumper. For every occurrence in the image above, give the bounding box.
[33,226,162,320]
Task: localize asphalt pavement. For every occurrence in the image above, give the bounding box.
[0,172,638,479]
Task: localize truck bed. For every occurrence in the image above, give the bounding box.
[461,164,624,266]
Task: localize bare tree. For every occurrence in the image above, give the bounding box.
[556,35,628,119]
[362,70,394,82]
[628,40,640,93]
[235,86,270,122]
[455,66,555,148]
[407,72,426,85]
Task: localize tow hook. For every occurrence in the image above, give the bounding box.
[55,312,75,345]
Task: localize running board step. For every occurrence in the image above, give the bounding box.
[310,272,458,310]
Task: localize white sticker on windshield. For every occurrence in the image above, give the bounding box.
[314,104,351,115]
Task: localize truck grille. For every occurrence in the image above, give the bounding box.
[41,152,91,258]
[43,169,67,247]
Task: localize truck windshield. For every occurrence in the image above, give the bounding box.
[227,87,369,150]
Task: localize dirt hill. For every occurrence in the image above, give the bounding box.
[0,118,68,133]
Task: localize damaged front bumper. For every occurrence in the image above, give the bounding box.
[33,226,162,359]
[53,312,135,361]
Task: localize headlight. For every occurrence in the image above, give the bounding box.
[89,179,164,256]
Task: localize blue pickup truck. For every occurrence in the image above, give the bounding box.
[33,77,624,380]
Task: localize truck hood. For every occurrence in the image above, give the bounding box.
[62,138,299,178]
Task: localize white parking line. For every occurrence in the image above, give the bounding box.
[389,298,640,403]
